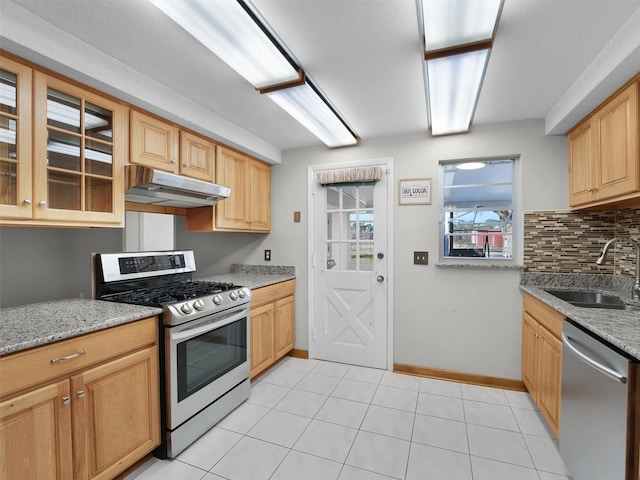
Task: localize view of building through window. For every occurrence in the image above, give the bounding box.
[440,158,514,259]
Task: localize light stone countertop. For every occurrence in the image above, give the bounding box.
[520,273,640,361]
[0,299,162,357]
[198,264,296,290]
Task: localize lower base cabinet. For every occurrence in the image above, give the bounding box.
[0,317,160,480]
[521,293,564,438]
[250,280,295,379]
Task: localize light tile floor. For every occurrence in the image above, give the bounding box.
[126,358,572,480]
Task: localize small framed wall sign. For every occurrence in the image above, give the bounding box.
[399,178,431,205]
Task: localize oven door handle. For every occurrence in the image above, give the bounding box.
[171,308,248,342]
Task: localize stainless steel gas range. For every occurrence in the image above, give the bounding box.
[92,250,251,458]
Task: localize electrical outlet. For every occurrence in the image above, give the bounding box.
[414,251,428,265]
[264,249,271,261]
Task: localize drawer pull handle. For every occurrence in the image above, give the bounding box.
[51,349,87,364]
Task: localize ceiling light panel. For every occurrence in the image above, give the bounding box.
[422,0,503,51]
[426,48,490,135]
[266,82,358,148]
[150,0,300,88]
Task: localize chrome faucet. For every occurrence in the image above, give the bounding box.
[596,237,640,300]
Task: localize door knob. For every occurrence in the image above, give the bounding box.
[377,275,384,283]
[377,252,384,259]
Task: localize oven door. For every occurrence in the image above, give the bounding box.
[166,305,249,429]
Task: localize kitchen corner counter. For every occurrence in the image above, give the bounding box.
[0,299,162,357]
[520,274,640,361]
[198,264,296,290]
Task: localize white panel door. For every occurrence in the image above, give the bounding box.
[311,173,388,369]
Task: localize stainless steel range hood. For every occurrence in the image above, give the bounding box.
[125,165,230,208]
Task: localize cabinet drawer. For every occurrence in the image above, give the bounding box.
[522,293,564,338]
[251,280,295,308]
[0,316,157,399]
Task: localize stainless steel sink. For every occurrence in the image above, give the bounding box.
[543,289,639,311]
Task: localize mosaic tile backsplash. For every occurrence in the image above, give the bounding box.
[524,207,639,278]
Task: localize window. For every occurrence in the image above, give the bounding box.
[440,158,516,260]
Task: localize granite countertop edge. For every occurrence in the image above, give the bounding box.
[519,280,640,361]
[0,299,163,357]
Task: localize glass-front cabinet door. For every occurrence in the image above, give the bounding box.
[0,55,32,219]
[32,72,124,225]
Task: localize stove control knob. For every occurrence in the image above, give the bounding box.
[238,289,246,298]
[180,303,193,314]
[229,291,238,301]
[213,295,223,305]
[193,299,205,311]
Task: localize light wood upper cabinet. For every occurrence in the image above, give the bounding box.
[568,75,639,208]
[130,110,217,184]
[0,55,33,220]
[32,73,126,225]
[186,145,271,232]
[0,317,160,480]
[180,130,215,182]
[130,110,179,173]
[0,57,125,227]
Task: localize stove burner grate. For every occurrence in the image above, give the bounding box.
[104,281,236,306]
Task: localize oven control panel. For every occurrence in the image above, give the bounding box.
[166,287,252,325]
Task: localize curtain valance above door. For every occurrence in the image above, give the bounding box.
[316,166,383,185]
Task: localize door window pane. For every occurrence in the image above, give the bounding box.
[342,186,357,209]
[326,212,344,242]
[324,183,377,272]
[0,70,17,115]
[47,88,81,133]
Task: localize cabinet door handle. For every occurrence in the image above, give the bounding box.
[23,199,32,205]
[61,396,71,405]
[171,159,177,164]
[76,390,85,399]
[51,349,87,364]
[38,200,47,207]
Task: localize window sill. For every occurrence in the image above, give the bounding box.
[435,262,524,271]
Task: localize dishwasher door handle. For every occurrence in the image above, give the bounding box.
[562,332,627,384]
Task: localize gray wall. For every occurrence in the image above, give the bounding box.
[0,226,123,307]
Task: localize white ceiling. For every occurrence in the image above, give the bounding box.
[2,0,640,163]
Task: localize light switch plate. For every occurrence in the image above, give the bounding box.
[414,251,428,265]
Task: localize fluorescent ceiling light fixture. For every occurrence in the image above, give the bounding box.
[266,81,358,148]
[422,0,503,51]
[149,0,301,89]
[426,49,490,135]
[456,162,485,170]
[417,0,503,136]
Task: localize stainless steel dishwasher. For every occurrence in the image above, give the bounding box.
[560,320,634,480]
